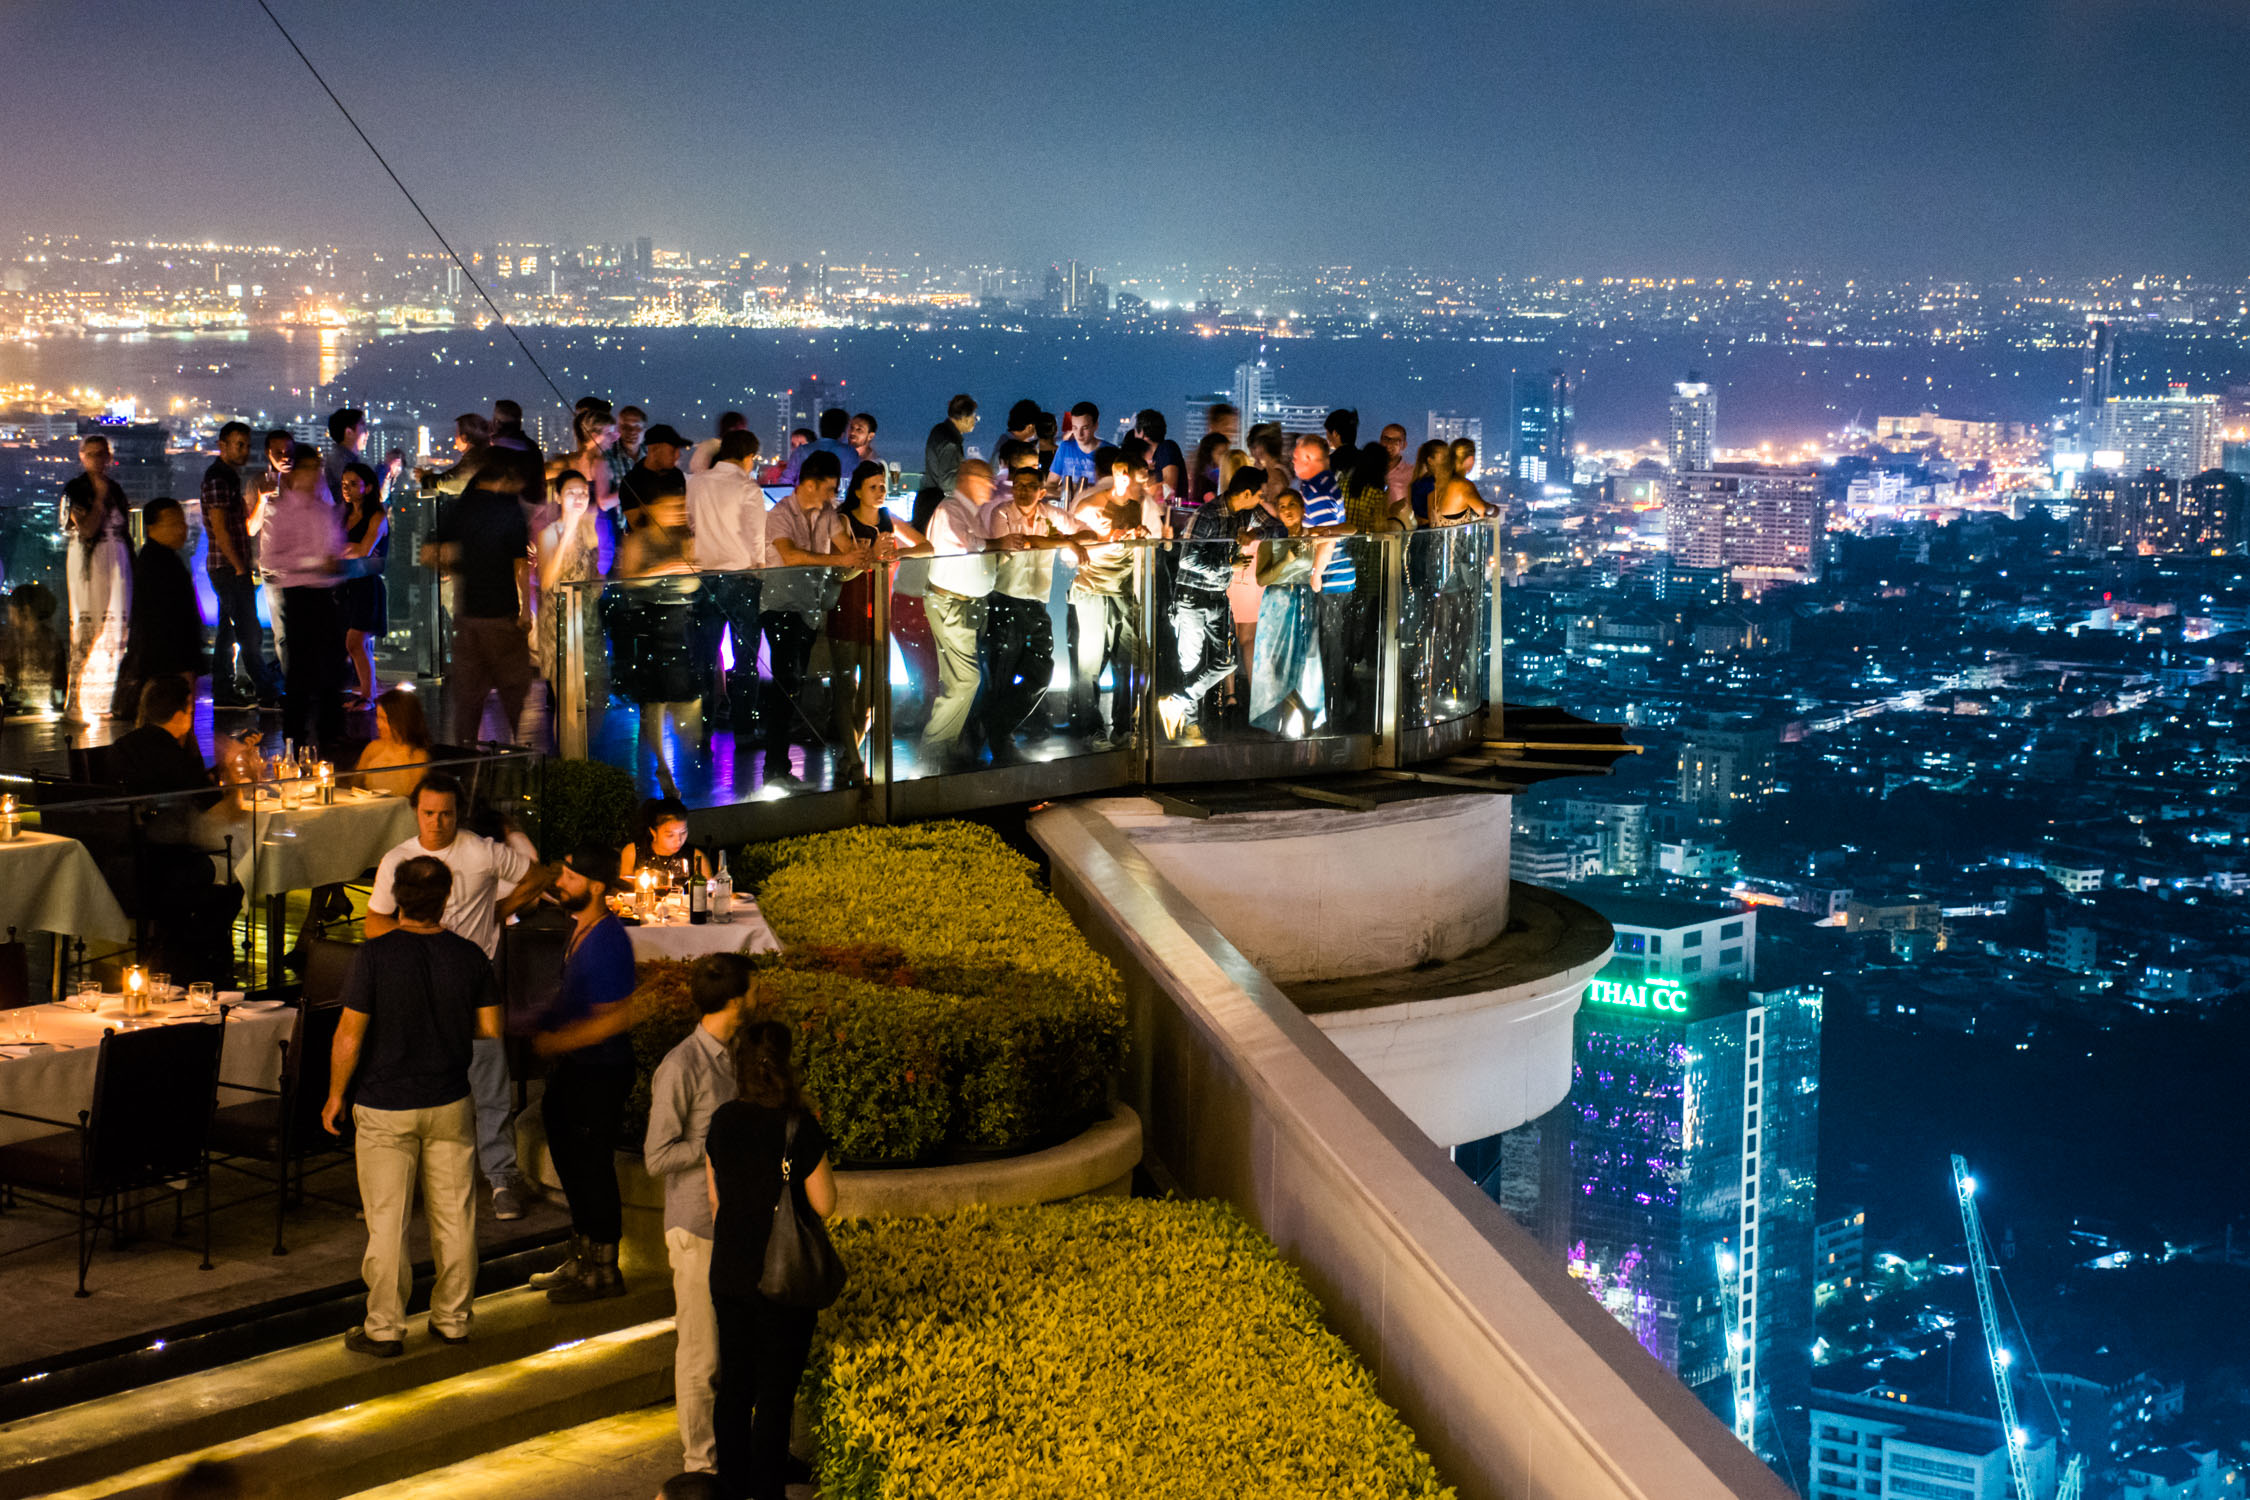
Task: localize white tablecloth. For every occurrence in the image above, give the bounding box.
[0,832,133,942]
[198,789,418,898]
[625,898,780,962]
[0,998,294,1146]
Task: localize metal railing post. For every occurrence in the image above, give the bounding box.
[559,586,588,761]
[1374,532,1404,768]
[1138,539,1160,787]
[867,571,892,825]
[1486,515,1506,739]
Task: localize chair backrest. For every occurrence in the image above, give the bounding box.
[301,937,363,1008]
[86,1018,226,1190]
[0,928,27,1011]
[284,1001,349,1145]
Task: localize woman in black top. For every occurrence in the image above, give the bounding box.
[827,461,928,784]
[337,461,390,706]
[705,1020,836,1500]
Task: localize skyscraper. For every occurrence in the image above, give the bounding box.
[1666,467,1827,590]
[1512,368,1573,493]
[1475,951,1822,1465]
[1669,375,1717,475]
[2078,320,2117,441]
[1678,719,1778,826]
[633,236,653,278]
[2092,388,2222,478]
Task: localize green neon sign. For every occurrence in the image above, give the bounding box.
[1586,977,1690,1014]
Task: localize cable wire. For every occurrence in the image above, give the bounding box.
[249,0,569,409]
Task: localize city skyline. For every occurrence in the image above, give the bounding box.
[2,1,2247,279]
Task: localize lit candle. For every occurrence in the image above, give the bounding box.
[125,965,145,1014]
[0,792,17,841]
[317,761,335,804]
[637,868,656,917]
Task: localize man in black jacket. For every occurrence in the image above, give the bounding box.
[107,676,239,982]
[911,394,978,532]
[112,498,207,720]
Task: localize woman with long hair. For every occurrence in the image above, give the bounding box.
[1408,439,1454,526]
[59,434,133,724]
[337,461,390,706]
[617,794,711,884]
[353,686,431,798]
[704,1020,835,1500]
[535,469,604,696]
[1249,490,1325,736]
[827,461,928,784]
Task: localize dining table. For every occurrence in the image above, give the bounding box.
[622,896,781,962]
[0,994,295,1148]
[0,832,133,945]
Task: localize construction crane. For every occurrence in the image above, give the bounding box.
[1951,1155,2086,1500]
[1716,1247,1755,1443]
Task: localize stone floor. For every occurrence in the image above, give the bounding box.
[341,1405,817,1500]
[0,1155,570,1374]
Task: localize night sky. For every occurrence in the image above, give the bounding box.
[2,0,2245,278]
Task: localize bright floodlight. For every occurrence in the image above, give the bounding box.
[1997,1348,2012,1368]
[1961,1176,1977,1196]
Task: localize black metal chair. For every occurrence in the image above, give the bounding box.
[208,1001,354,1256]
[299,936,364,1008]
[0,1015,227,1296]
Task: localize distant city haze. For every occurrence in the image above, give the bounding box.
[0,0,2244,278]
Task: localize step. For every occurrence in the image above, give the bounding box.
[0,1282,675,1500]
[340,1405,686,1500]
[34,1315,676,1500]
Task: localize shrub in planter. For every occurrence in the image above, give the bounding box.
[533,757,639,860]
[750,823,1126,1149]
[628,958,952,1165]
[816,1200,1455,1499]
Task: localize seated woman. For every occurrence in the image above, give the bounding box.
[354,685,433,798]
[618,795,711,886]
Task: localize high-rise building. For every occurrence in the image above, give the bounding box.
[2069,467,2246,556]
[1475,951,1821,1463]
[1811,1390,2056,1500]
[1872,413,2044,466]
[633,237,653,278]
[1666,466,1827,590]
[1512,368,1573,493]
[2092,388,2221,478]
[2078,320,2117,442]
[1428,411,1484,449]
[1669,375,1717,475]
[1594,893,1755,981]
[1678,719,1778,825]
[1814,1208,1865,1304]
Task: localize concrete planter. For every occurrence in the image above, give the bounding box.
[522,1107,1143,1277]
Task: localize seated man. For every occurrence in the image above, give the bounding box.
[106,677,241,983]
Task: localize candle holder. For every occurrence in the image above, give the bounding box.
[0,793,18,842]
[317,761,336,805]
[636,868,657,920]
[124,965,148,1017]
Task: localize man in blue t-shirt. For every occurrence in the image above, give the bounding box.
[1292,433,1368,729]
[801,408,860,485]
[1051,400,1103,495]
[529,844,642,1302]
[324,856,503,1357]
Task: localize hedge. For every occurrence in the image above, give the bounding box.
[628,821,1127,1159]
[534,757,639,861]
[814,1200,1456,1499]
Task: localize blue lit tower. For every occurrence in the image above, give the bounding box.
[1511,368,1573,495]
[1471,960,1822,1467]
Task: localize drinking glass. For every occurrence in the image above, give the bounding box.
[10,1010,35,1043]
[151,972,173,1004]
[188,983,216,1014]
[73,979,101,1012]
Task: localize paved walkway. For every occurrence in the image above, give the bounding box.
[342,1405,817,1500]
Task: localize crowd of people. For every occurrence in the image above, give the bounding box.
[44,391,1498,796]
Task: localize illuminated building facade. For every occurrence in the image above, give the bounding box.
[1666,466,1827,591]
[2093,389,2221,480]
[1678,719,1779,826]
[1872,412,2045,466]
[1469,955,1822,1465]
[2070,467,2247,556]
[1511,368,1573,493]
[1669,375,1717,475]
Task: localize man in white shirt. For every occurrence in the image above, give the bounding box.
[757,450,866,786]
[979,461,1091,765]
[685,430,767,728]
[365,771,556,1219]
[1068,453,1164,748]
[920,459,996,767]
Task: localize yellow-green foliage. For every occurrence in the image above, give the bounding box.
[748,823,1126,1149]
[816,1200,1456,1500]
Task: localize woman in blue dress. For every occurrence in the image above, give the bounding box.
[1250,491,1326,737]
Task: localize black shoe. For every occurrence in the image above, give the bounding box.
[430,1324,470,1346]
[344,1326,404,1358]
[547,1241,626,1303]
[529,1233,586,1290]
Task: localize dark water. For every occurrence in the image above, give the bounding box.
[11,322,2243,451]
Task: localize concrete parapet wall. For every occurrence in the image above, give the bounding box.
[1094,794,1512,982]
[1031,802,1795,1500]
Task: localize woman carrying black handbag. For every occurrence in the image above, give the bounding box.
[704,1020,839,1500]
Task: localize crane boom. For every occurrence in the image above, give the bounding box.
[1952,1155,2086,1500]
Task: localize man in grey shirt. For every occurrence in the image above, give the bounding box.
[642,953,756,1476]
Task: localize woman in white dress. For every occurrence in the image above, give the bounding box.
[60,434,134,724]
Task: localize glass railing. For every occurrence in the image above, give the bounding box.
[555,516,1503,815]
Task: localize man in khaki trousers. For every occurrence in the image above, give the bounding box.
[324,856,505,1356]
[642,953,757,1474]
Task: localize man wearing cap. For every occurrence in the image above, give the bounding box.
[526,844,641,1302]
[911,394,978,532]
[619,424,689,533]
